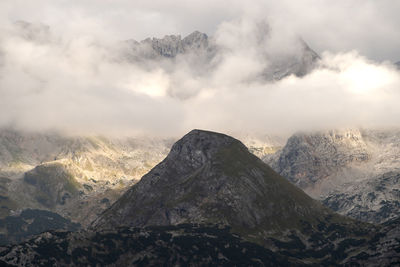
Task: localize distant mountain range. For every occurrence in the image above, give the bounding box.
[1,130,399,266]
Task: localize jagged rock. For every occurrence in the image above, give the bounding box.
[182,31,209,51]
[122,31,320,81]
[263,40,320,80]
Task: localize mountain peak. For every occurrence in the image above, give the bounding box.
[171,129,246,161]
[92,130,333,238]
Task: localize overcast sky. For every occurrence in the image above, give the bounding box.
[1,0,399,61]
[0,1,399,137]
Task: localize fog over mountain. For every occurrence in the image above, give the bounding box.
[0,1,399,137]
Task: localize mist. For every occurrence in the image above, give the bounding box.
[0,1,399,137]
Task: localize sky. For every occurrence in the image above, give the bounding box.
[0,0,399,137]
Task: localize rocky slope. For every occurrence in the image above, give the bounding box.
[264,129,370,193]
[323,171,400,223]
[92,129,333,234]
[0,128,172,226]
[265,128,400,224]
[1,130,399,266]
[92,130,396,265]
[0,127,279,246]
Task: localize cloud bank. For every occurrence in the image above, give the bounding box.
[0,1,399,137]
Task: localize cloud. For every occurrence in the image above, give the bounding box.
[0,2,399,137]
[183,51,400,135]
[1,0,399,61]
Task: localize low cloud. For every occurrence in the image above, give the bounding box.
[0,9,399,137]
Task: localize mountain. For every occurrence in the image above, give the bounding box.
[0,128,279,245]
[121,31,320,81]
[1,129,400,266]
[395,61,400,69]
[264,128,400,224]
[125,31,211,59]
[92,130,388,265]
[323,171,400,223]
[0,129,172,227]
[92,129,333,234]
[264,129,370,193]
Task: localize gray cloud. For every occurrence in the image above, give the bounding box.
[1,0,399,61]
[0,1,399,137]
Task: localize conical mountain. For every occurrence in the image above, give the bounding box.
[93,130,339,235]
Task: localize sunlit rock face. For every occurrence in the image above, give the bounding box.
[0,128,172,226]
[265,128,400,223]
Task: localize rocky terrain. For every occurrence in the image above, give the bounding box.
[323,171,400,223]
[92,130,334,235]
[0,128,173,227]
[0,128,279,245]
[0,130,399,266]
[265,128,400,224]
